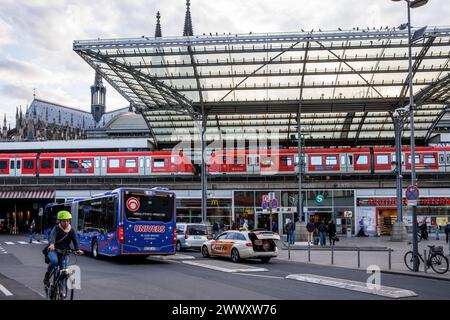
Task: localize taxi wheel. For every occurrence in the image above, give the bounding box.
[201,245,210,258]
[231,248,241,263]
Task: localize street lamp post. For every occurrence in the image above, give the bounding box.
[391,0,428,271]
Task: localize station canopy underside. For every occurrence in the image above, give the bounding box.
[74,27,450,147]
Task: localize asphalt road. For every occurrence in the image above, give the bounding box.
[1,235,450,301]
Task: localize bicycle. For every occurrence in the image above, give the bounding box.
[403,245,449,274]
[45,249,80,300]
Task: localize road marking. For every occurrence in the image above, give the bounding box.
[286,274,417,299]
[4,242,15,245]
[151,254,196,260]
[32,241,41,244]
[17,241,29,245]
[42,240,49,244]
[232,273,284,279]
[0,284,13,296]
[182,260,268,273]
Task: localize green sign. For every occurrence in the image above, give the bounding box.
[316,194,324,203]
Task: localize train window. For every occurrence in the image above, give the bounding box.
[0,160,7,169]
[95,159,100,168]
[340,156,346,166]
[311,156,322,165]
[69,160,79,168]
[109,159,120,168]
[376,155,389,165]
[154,159,165,168]
[41,160,52,169]
[55,160,59,169]
[439,154,445,164]
[146,158,150,168]
[125,159,136,168]
[17,160,21,169]
[356,155,368,165]
[348,155,353,165]
[423,155,436,164]
[61,160,66,169]
[407,155,420,164]
[101,159,106,168]
[10,160,14,169]
[325,156,337,165]
[139,159,144,168]
[81,160,92,169]
[24,160,34,169]
[281,156,292,166]
[171,156,176,164]
[447,155,450,164]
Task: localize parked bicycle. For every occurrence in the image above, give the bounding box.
[404,245,449,274]
[45,249,80,300]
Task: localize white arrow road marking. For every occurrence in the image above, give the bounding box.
[182,260,268,273]
[286,274,417,299]
[0,284,13,296]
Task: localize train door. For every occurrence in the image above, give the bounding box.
[247,154,260,174]
[145,156,152,175]
[53,158,60,176]
[59,158,67,176]
[100,157,106,176]
[447,153,450,172]
[94,156,101,176]
[438,152,446,173]
[138,157,145,175]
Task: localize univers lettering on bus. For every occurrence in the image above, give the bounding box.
[134,225,166,233]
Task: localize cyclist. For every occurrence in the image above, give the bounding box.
[43,210,83,286]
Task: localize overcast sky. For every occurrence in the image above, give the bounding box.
[0,0,449,127]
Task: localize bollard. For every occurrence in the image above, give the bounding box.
[308,241,311,262]
[331,244,334,265]
[288,239,291,260]
[357,247,361,268]
[424,249,427,273]
[388,249,392,270]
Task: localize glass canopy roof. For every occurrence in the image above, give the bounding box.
[74,27,450,147]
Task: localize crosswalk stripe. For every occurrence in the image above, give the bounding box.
[42,240,49,244]
[17,241,28,245]
[286,274,417,299]
[0,284,13,296]
[4,242,15,245]
[182,260,268,273]
[32,241,41,244]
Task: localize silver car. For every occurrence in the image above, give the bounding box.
[176,223,210,251]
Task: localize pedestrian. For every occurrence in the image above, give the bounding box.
[419,221,428,240]
[306,220,315,245]
[272,221,278,233]
[28,219,40,243]
[328,220,337,246]
[242,219,249,231]
[212,222,219,238]
[318,220,327,246]
[284,218,295,245]
[444,223,450,244]
[434,224,440,241]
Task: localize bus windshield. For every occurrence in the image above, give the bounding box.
[124,191,174,223]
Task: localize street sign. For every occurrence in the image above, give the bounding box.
[270,198,278,209]
[262,201,268,210]
[405,185,420,201]
[316,194,324,203]
[407,200,418,206]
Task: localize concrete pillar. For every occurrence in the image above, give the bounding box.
[295,222,308,241]
[391,221,408,241]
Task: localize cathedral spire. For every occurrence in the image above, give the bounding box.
[183,0,193,36]
[91,67,106,123]
[155,11,162,38]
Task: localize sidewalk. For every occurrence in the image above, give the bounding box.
[276,236,450,281]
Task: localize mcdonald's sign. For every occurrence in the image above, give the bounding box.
[211,199,219,206]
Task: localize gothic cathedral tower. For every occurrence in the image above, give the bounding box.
[91,69,106,123]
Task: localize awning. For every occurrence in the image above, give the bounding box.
[0,190,55,199]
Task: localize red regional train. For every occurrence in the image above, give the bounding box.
[0,146,449,177]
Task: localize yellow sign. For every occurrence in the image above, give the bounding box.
[211,199,219,206]
[436,217,448,226]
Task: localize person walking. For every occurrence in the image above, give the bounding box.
[306,220,315,245]
[28,219,40,243]
[444,222,450,244]
[318,220,327,246]
[285,219,295,245]
[212,222,220,238]
[328,220,337,246]
[419,221,428,240]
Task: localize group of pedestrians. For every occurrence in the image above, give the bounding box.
[306,219,338,246]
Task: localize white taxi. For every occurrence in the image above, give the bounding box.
[201,230,280,263]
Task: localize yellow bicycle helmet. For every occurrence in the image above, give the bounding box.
[57,210,72,221]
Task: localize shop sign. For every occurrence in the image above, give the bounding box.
[357,198,450,207]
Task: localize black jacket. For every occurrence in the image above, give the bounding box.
[327,223,336,236]
[49,225,80,251]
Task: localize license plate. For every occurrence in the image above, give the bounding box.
[193,236,202,240]
[144,247,158,251]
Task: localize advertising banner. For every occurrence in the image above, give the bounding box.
[356,207,376,233]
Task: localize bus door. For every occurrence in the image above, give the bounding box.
[247,154,260,174]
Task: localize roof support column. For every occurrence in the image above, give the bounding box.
[297,110,303,224]
[201,113,207,224]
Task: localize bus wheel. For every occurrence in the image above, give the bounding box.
[92,240,99,259]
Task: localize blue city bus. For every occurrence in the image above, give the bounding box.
[72,187,176,258]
